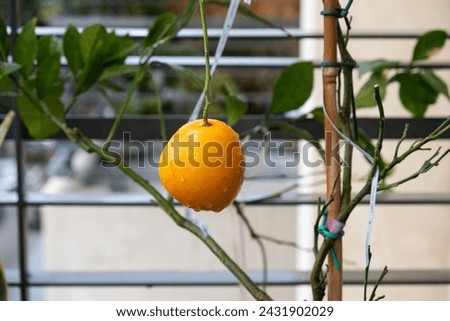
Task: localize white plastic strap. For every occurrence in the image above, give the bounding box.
[322,103,379,268]
[188,0,241,122]
[366,167,379,266]
[244,0,252,4]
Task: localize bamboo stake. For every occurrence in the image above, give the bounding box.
[322,0,343,301]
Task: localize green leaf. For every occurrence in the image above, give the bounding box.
[268,121,325,161]
[80,24,107,64]
[420,70,449,100]
[270,61,314,114]
[0,18,10,62]
[392,72,438,118]
[209,0,283,32]
[18,94,64,138]
[162,63,204,90]
[0,62,21,80]
[358,59,399,77]
[98,64,138,82]
[144,13,177,53]
[75,24,108,94]
[102,34,137,65]
[220,84,248,127]
[63,25,83,76]
[36,54,63,98]
[13,18,38,78]
[74,25,136,94]
[37,36,61,63]
[36,36,63,98]
[143,1,196,55]
[76,58,103,94]
[412,30,447,62]
[355,72,388,108]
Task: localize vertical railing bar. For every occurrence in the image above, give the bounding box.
[9,0,29,301]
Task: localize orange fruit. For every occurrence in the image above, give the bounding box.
[159,119,245,212]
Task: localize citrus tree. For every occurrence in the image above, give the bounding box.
[0,0,449,300]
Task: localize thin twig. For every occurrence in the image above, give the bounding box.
[379,148,449,191]
[104,64,147,149]
[10,80,273,301]
[363,246,372,301]
[369,266,389,301]
[148,73,168,142]
[393,124,409,160]
[233,201,268,290]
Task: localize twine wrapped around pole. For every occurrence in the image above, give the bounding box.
[322,0,343,301]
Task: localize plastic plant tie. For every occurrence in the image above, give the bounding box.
[321,59,356,69]
[318,208,345,269]
[185,207,210,237]
[244,0,252,4]
[321,98,380,268]
[188,0,240,122]
[320,0,353,18]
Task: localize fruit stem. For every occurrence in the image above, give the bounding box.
[199,0,212,125]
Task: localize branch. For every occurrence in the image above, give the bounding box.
[10,82,273,301]
[311,85,385,301]
[78,133,274,301]
[378,147,449,191]
[233,202,268,290]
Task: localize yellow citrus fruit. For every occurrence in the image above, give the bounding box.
[159,119,245,212]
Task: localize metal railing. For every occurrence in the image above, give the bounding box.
[1,5,450,301]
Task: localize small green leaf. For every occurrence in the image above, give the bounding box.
[98,64,139,82]
[355,72,388,108]
[220,84,248,127]
[36,36,63,98]
[76,58,104,94]
[18,94,64,138]
[36,54,63,98]
[159,63,203,90]
[392,72,438,118]
[420,70,449,99]
[0,18,10,62]
[80,24,107,64]
[63,25,84,76]
[103,34,136,65]
[412,30,447,62]
[144,13,177,53]
[37,36,61,63]
[13,18,38,78]
[143,1,197,55]
[270,62,314,114]
[0,62,21,80]
[358,59,399,77]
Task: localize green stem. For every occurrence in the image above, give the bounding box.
[104,64,147,149]
[337,24,355,210]
[199,0,212,125]
[149,73,168,141]
[14,78,272,301]
[82,136,273,301]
